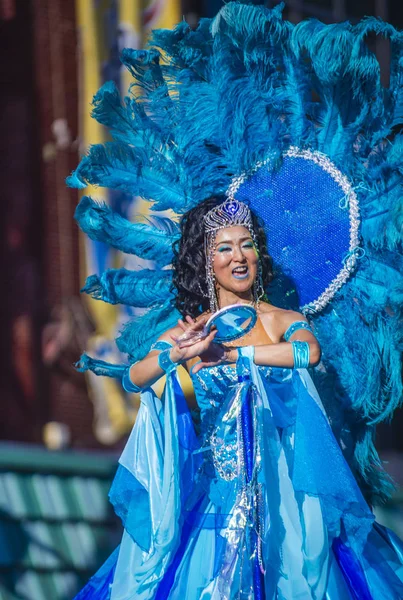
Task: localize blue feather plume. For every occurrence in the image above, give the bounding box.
[74,196,179,265]
[75,354,126,379]
[116,300,180,363]
[90,80,165,151]
[67,142,187,212]
[82,268,172,308]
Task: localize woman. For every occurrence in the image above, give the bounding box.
[76,197,403,600]
[128,196,320,390]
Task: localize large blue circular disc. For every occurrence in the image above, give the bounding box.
[233,149,359,312]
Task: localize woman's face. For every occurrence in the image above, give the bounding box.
[213,226,258,295]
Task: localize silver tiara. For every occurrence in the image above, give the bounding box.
[204,199,253,233]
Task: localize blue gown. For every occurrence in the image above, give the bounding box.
[75,349,403,600]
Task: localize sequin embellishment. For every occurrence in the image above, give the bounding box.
[210,431,238,481]
[209,385,244,481]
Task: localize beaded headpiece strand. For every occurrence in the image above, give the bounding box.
[203,199,263,313]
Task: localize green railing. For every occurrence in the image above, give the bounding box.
[0,443,121,600]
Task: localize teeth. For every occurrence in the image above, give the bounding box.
[233,267,247,273]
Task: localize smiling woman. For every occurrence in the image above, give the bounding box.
[127,197,321,389]
[172,196,273,319]
[215,227,258,288]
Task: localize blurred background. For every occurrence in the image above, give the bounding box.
[0,1,402,599]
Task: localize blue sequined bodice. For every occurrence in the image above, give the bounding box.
[188,363,298,508]
[190,363,275,440]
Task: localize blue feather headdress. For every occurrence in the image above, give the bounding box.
[69,2,403,504]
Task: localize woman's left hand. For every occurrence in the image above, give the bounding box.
[192,343,237,373]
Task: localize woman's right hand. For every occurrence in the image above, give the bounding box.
[170,329,218,364]
[170,315,217,364]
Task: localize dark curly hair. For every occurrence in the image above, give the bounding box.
[172,196,273,318]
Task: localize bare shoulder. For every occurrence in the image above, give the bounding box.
[258,303,304,322]
[258,303,308,338]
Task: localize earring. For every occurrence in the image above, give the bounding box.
[215,284,221,310]
[206,262,219,313]
[253,261,265,307]
[205,232,219,313]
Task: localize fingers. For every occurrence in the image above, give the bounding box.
[176,320,211,349]
[197,313,209,325]
[202,329,217,348]
[178,335,203,348]
[189,330,215,352]
[186,314,209,325]
[175,329,216,359]
[177,316,196,331]
[205,329,217,343]
[191,362,204,374]
[177,319,188,332]
[184,330,216,355]
[192,360,221,374]
[177,316,200,335]
[180,315,195,328]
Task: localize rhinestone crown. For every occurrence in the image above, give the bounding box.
[204,199,253,233]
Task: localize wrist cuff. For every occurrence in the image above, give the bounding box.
[122,365,142,393]
[158,348,177,374]
[237,346,255,361]
[236,345,254,380]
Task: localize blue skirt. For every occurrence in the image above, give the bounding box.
[74,365,403,600]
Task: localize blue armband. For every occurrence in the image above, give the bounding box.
[291,340,310,369]
[122,365,142,393]
[284,320,313,341]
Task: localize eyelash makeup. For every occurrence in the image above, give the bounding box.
[217,242,254,253]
